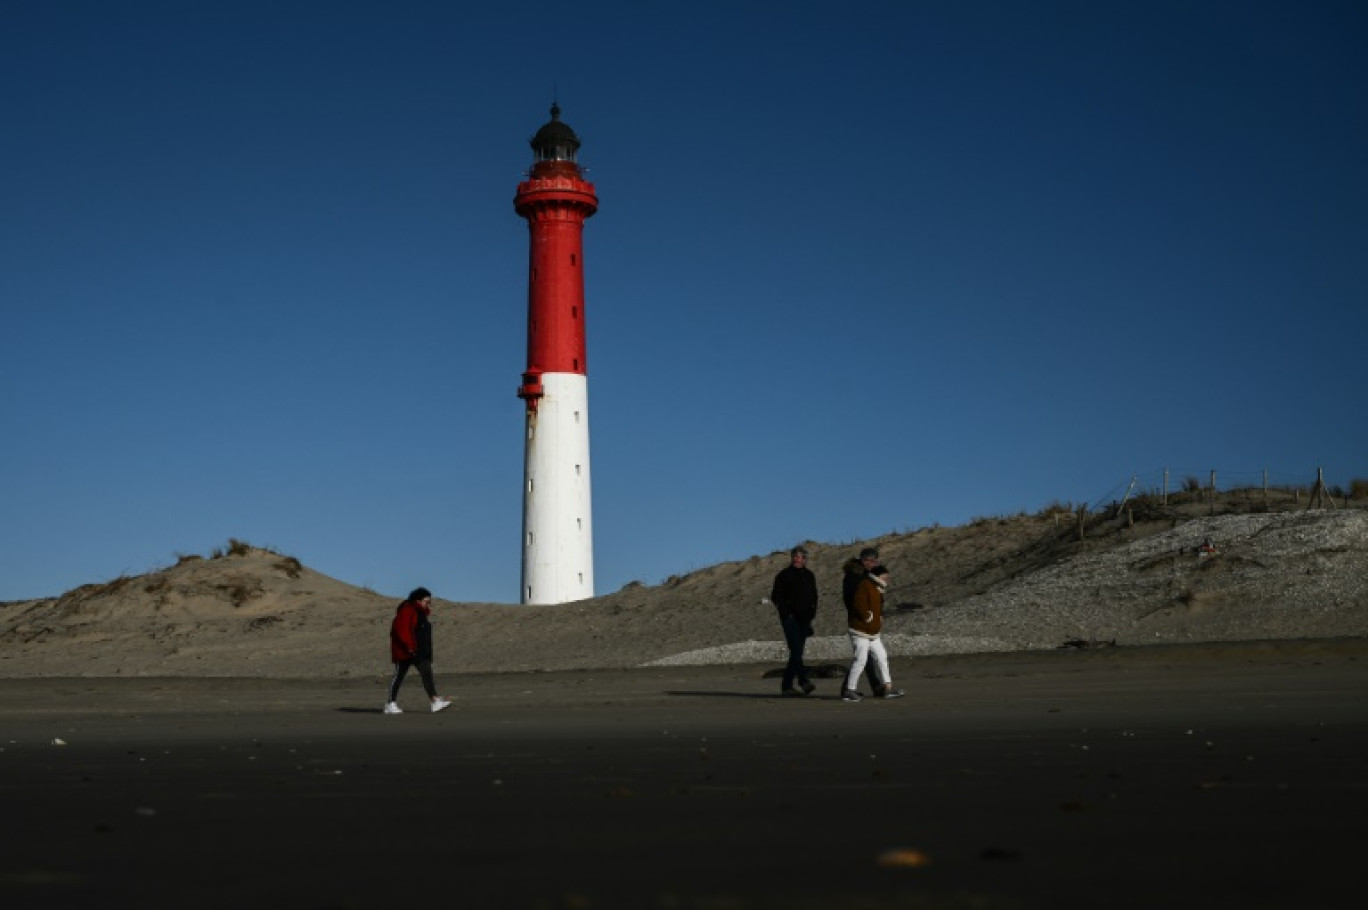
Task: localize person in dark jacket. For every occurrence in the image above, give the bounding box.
[770,546,819,696]
[383,587,451,714]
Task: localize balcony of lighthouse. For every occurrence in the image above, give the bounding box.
[514,176,598,219]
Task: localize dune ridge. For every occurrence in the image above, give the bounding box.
[3,502,1365,678]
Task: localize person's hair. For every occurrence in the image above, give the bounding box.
[408,587,432,602]
[859,547,879,560]
[791,546,808,557]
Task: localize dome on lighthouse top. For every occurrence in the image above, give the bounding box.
[530,103,581,163]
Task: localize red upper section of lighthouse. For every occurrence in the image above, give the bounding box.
[516,105,597,407]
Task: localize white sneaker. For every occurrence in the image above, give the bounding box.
[431,698,452,713]
[383,702,403,715]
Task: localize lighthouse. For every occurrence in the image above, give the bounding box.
[514,104,598,605]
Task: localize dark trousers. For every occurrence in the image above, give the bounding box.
[780,615,811,690]
[388,658,437,703]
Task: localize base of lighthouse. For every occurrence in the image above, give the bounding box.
[520,372,594,605]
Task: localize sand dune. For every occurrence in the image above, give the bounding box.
[3,502,1365,678]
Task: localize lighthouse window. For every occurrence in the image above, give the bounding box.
[570,254,577,266]
[571,306,578,319]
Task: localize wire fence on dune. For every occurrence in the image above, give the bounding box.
[1082,465,1363,515]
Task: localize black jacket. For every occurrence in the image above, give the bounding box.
[842,558,866,610]
[770,566,818,623]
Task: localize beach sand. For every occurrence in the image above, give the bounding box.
[3,506,1365,906]
[3,640,1365,909]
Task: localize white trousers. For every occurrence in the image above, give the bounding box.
[845,631,890,692]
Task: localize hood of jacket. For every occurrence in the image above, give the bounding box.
[395,598,431,618]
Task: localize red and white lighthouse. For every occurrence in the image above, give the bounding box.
[514,104,598,605]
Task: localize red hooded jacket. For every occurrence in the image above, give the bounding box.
[389,598,433,662]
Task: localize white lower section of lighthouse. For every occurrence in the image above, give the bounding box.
[520,372,594,605]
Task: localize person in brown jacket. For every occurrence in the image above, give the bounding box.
[841,555,904,702]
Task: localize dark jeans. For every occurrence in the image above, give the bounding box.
[780,614,810,690]
[388,658,437,703]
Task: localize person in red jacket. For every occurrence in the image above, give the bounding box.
[383,587,452,714]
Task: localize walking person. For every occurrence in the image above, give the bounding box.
[842,547,891,695]
[841,553,904,702]
[383,587,452,714]
[770,546,819,696]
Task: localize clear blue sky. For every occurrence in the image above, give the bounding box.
[3,1,1365,603]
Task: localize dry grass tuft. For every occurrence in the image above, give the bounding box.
[218,579,264,608]
[61,575,133,601]
[273,556,303,579]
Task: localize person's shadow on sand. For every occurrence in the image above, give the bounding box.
[665,690,827,700]
[336,707,386,714]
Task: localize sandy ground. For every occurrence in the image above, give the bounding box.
[2,640,1365,909]
[3,506,1365,679]
[2,502,1364,906]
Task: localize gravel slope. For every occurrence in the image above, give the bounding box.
[2,507,1365,678]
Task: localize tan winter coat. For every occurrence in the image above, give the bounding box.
[844,562,884,637]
